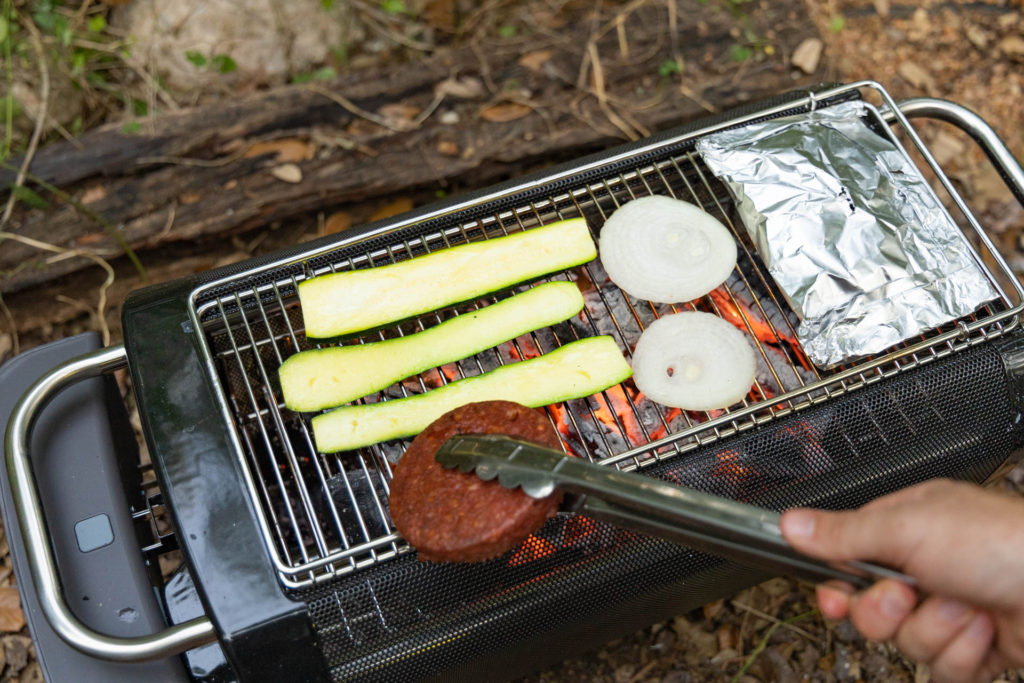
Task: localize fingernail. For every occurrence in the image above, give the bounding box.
[783,510,816,538]
[937,599,968,622]
[879,587,912,619]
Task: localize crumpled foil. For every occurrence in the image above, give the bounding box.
[695,100,996,368]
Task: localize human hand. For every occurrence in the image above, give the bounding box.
[779,479,1024,683]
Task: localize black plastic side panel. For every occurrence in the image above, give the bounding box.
[0,333,188,682]
[121,291,327,682]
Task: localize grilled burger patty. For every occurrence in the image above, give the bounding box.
[389,400,563,562]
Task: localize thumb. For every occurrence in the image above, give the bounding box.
[779,507,915,567]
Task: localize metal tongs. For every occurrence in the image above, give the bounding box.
[436,435,915,590]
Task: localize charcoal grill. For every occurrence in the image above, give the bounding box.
[4,81,1024,682]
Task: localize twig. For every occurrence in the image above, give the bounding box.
[0,292,19,356]
[1,17,50,227]
[304,84,415,132]
[587,41,640,140]
[136,141,257,168]
[729,609,815,683]
[0,231,114,345]
[730,600,816,640]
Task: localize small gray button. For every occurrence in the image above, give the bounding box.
[74,514,114,553]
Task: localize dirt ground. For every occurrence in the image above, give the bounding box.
[1,1,1024,682]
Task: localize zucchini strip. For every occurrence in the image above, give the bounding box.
[279,281,585,412]
[311,336,631,453]
[298,217,595,338]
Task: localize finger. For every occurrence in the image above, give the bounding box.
[847,579,917,642]
[816,581,854,621]
[893,597,974,663]
[779,506,918,566]
[929,612,994,683]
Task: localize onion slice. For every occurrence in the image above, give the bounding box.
[632,312,755,411]
[599,195,737,303]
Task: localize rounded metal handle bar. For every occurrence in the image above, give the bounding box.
[893,97,1024,207]
[3,344,217,661]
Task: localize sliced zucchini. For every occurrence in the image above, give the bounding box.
[279,281,585,412]
[298,217,595,338]
[311,335,631,453]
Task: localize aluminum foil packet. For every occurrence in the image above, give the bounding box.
[695,100,996,368]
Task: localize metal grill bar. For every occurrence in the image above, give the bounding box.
[189,83,1022,587]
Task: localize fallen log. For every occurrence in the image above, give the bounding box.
[1,1,823,294]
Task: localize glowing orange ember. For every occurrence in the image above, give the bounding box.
[507,534,558,566]
[708,287,813,372]
[712,449,751,482]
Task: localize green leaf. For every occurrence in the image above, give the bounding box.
[658,58,681,77]
[729,44,752,62]
[212,54,237,74]
[381,0,405,15]
[292,66,337,84]
[132,98,148,117]
[185,50,207,68]
[32,10,55,33]
[55,16,72,46]
[88,15,107,34]
[71,50,86,75]
[0,16,8,45]
[498,24,516,38]
[122,121,141,135]
[320,0,335,8]
[828,14,845,33]
[11,185,49,209]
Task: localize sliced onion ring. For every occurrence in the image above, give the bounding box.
[632,312,755,411]
[599,195,737,303]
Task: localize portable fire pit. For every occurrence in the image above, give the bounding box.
[4,81,1024,682]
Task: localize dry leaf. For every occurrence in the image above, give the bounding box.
[324,211,351,235]
[929,130,966,166]
[436,139,459,157]
[897,61,936,92]
[224,179,238,190]
[378,104,420,123]
[999,36,1024,59]
[422,0,457,31]
[244,138,316,163]
[518,49,555,73]
[872,0,890,16]
[370,198,414,222]
[479,102,531,123]
[966,25,989,50]
[791,38,823,74]
[179,192,202,205]
[0,588,25,632]
[270,163,303,184]
[75,232,106,245]
[435,76,486,100]
[80,185,107,205]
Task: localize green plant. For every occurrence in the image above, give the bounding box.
[828,14,846,33]
[291,66,337,84]
[658,58,681,77]
[186,51,238,74]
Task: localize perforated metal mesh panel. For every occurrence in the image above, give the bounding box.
[302,341,1024,682]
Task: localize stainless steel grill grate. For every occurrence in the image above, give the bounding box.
[189,83,1022,588]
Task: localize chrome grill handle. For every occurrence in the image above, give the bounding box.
[3,344,217,661]
[894,97,1024,209]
